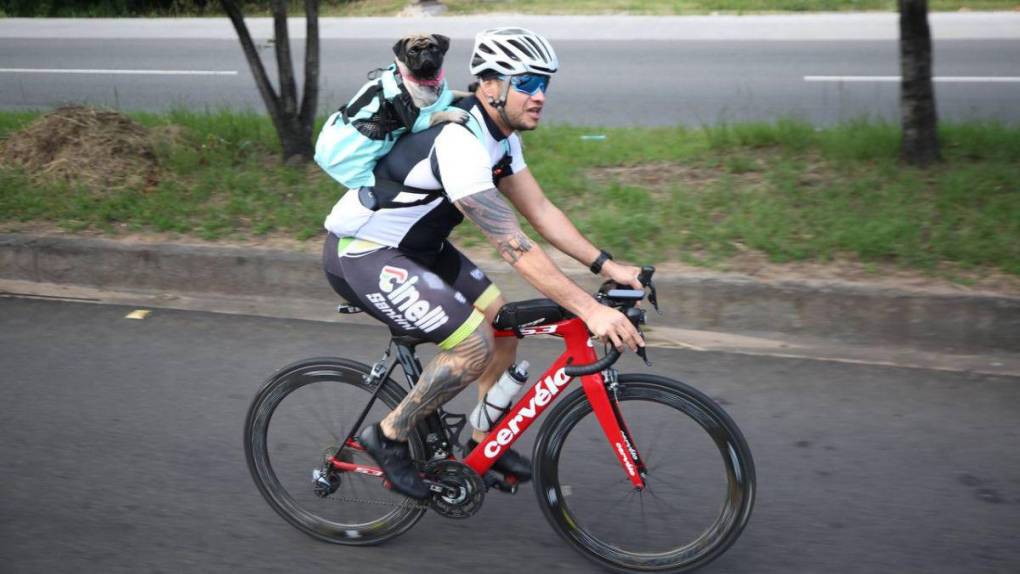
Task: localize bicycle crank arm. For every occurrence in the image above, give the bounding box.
[423,479,461,499]
[483,471,519,494]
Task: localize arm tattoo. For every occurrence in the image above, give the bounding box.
[383,329,493,441]
[456,188,534,265]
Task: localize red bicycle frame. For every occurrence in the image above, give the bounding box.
[331,316,647,489]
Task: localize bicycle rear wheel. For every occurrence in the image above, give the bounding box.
[244,357,426,545]
[533,374,755,573]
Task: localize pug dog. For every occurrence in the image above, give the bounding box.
[391,33,470,127]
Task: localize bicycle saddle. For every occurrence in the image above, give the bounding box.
[389,331,430,348]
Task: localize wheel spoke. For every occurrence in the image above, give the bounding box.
[638,420,666,462]
[643,482,689,516]
[590,488,637,518]
[639,491,649,540]
[586,472,633,491]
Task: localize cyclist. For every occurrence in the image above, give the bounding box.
[320,27,644,500]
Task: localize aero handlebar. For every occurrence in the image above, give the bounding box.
[564,346,622,377]
[562,266,656,377]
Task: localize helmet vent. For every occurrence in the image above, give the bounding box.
[495,42,520,62]
[522,36,548,61]
[507,39,536,59]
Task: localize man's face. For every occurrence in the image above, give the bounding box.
[504,80,546,131]
[482,75,548,132]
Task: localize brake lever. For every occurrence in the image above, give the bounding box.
[638,266,660,315]
[625,307,652,367]
[636,344,652,367]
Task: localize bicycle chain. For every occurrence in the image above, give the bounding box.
[321,492,426,509]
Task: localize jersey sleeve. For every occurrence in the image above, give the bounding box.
[432,125,495,202]
[508,133,527,174]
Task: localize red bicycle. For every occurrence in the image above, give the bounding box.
[244,267,755,573]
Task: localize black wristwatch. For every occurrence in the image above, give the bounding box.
[589,249,613,274]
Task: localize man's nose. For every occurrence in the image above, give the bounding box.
[530,88,546,103]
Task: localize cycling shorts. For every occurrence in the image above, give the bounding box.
[322,233,501,350]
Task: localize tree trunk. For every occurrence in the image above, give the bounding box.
[899,0,940,167]
[220,0,319,165]
[299,0,321,158]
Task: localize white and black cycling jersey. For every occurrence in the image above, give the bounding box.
[324,95,526,257]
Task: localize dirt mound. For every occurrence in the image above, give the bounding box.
[0,105,160,190]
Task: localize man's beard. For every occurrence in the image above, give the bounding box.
[507,107,537,132]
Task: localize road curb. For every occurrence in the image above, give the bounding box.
[2,233,1018,353]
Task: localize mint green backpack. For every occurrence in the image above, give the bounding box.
[315,65,455,190]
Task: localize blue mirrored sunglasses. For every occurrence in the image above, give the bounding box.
[509,73,551,96]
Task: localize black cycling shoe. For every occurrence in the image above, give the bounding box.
[467,439,532,482]
[357,424,430,501]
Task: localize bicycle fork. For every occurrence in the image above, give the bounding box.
[581,368,648,490]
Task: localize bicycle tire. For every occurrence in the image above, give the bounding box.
[244,356,427,546]
[532,373,755,573]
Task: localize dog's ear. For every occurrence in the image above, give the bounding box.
[392,38,408,60]
[431,34,451,55]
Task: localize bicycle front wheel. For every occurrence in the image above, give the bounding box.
[244,357,427,546]
[533,374,755,573]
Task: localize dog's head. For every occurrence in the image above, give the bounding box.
[392,34,450,82]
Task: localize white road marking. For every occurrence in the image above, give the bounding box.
[805,75,1020,83]
[0,68,238,76]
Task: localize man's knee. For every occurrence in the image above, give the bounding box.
[494,329,518,359]
[481,293,516,364]
[491,328,518,369]
[481,293,506,326]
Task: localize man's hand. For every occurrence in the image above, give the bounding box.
[601,260,643,290]
[584,305,644,352]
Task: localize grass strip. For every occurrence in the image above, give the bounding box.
[1,0,1016,17]
[1,110,1018,277]
[439,1,1019,16]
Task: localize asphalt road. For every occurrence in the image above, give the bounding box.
[2,297,1019,573]
[2,36,1019,126]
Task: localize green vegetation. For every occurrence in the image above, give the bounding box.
[1,0,1015,17]
[521,120,1020,275]
[1,110,1018,278]
[438,1,1018,16]
[0,109,335,240]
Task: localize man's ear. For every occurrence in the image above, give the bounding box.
[392,38,408,60]
[480,77,501,101]
[432,34,450,55]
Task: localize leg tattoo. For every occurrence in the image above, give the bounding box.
[382,328,494,441]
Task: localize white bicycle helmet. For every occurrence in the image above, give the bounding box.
[470,27,558,77]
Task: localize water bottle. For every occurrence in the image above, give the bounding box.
[470,361,530,432]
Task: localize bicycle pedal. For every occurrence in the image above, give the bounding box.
[483,471,518,494]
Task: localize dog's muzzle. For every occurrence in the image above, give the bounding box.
[405,39,443,80]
